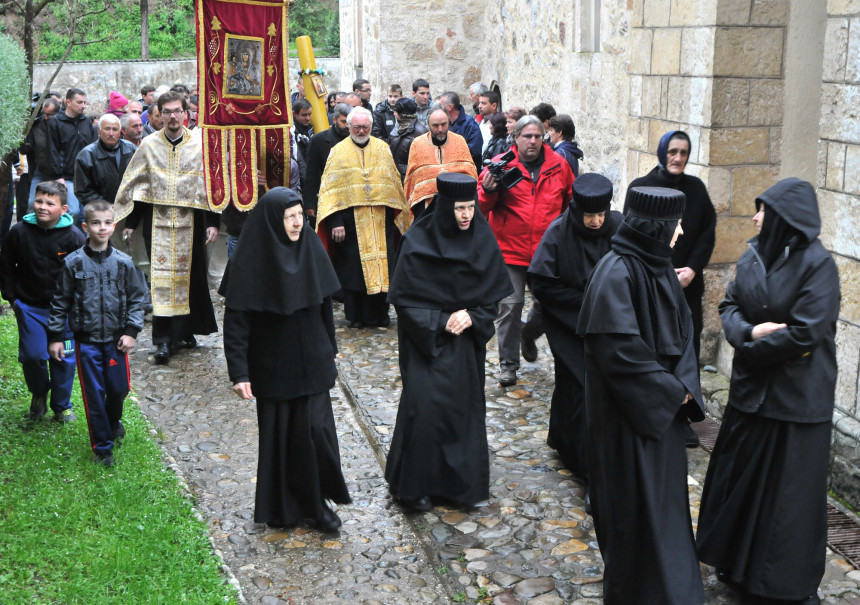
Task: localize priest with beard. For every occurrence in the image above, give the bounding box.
[577,186,705,605]
[527,173,622,488]
[221,188,350,533]
[385,174,512,511]
[316,107,410,328]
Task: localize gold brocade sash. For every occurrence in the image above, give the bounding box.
[150,206,194,316]
[355,206,389,295]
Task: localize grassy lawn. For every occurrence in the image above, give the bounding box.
[0,310,238,604]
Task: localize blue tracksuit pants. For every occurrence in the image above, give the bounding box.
[13,300,76,413]
[75,342,130,456]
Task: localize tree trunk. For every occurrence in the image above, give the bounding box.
[141,0,149,59]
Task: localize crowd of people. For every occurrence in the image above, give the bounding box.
[0,75,841,605]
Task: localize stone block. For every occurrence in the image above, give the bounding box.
[835,321,860,417]
[651,29,682,74]
[630,75,643,115]
[834,416,860,457]
[641,76,664,118]
[711,78,750,127]
[849,18,860,84]
[630,28,653,74]
[631,0,645,27]
[835,254,860,325]
[670,0,717,25]
[712,215,756,264]
[769,127,781,164]
[828,0,860,16]
[714,333,736,376]
[627,116,649,151]
[695,124,711,164]
[731,165,780,214]
[748,79,784,126]
[823,19,849,83]
[709,127,771,165]
[820,190,860,258]
[643,0,671,26]
[830,456,860,512]
[751,0,789,25]
[820,84,860,143]
[680,27,716,76]
[627,150,641,186]
[707,166,733,213]
[845,145,860,195]
[818,140,829,191]
[827,142,847,191]
[716,0,752,25]
[713,27,784,78]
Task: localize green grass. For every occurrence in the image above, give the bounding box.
[0,310,238,604]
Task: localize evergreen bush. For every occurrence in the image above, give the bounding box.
[0,34,31,158]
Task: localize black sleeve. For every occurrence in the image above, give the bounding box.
[124,200,150,231]
[528,273,584,313]
[47,119,64,179]
[73,152,98,206]
[322,297,337,355]
[686,193,717,274]
[0,227,20,304]
[123,263,148,339]
[48,259,75,342]
[326,208,346,229]
[396,306,447,360]
[466,303,498,347]
[223,308,251,384]
[205,210,221,230]
[302,137,323,213]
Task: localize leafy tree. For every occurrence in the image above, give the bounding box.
[0,33,30,158]
[290,0,338,55]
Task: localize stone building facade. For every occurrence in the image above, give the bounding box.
[340,0,860,507]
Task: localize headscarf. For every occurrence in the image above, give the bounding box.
[388,174,513,310]
[220,187,341,315]
[753,177,820,271]
[656,130,691,181]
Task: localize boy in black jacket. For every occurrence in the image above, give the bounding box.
[48,200,147,467]
[0,181,85,421]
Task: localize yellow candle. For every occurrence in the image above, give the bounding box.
[296,35,330,133]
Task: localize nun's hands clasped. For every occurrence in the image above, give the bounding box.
[445,310,472,335]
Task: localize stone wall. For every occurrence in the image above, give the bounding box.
[819,0,860,508]
[32,57,342,113]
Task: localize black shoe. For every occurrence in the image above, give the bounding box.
[403,496,433,512]
[112,421,126,442]
[178,337,197,349]
[521,333,538,362]
[684,422,700,448]
[96,453,115,467]
[154,343,170,365]
[28,394,47,419]
[377,315,391,327]
[314,503,342,532]
[347,321,365,329]
[498,369,517,387]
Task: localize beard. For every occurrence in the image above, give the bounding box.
[431,132,448,145]
[351,133,370,145]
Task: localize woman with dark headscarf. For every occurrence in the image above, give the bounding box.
[527,173,622,485]
[697,179,840,605]
[385,173,513,511]
[577,186,706,605]
[221,187,350,532]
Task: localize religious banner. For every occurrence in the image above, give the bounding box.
[196,0,292,210]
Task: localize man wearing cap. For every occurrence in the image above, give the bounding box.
[625,130,716,447]
[527,173,622,488]
[577,186,705,605]
[316,107,410,328]
[403,105,477,218]
[388,98,428,182]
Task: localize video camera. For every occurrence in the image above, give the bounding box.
[482,149,524,190]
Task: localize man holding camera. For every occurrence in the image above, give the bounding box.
[479,115,574,386]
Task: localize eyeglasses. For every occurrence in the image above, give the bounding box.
[350,124,370,131]
[162,109,186,116]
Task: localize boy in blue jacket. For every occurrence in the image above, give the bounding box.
[48,200,147,466]
[0,181,85,421]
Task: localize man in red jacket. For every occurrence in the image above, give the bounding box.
[479,115,574,386]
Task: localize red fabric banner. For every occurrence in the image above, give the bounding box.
[196,0,291,210]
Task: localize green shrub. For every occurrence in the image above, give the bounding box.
[0,34,31,158]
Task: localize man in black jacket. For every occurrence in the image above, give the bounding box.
[74,114,137,206]
[47,88,97,224]
[371,84,401,142]
[302,103,350,227]
[20,97,61,209]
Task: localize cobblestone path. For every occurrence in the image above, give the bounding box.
[130,298,860,604]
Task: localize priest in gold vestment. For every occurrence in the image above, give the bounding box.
[316,107,410,328]
[115,92,221,364]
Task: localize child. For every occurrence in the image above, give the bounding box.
[48,200,147,466]
[0,180,85,421]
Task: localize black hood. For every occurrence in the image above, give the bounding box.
[755,177,820,244]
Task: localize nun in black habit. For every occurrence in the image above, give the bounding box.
[697,178,840,605]
[527,173,622,483]
[577,186,706,605]
[385,173,512,511]
[221,187,350,532]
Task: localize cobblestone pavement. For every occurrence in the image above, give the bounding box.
[131,297,860,605]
